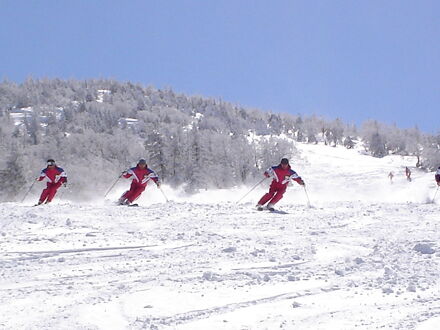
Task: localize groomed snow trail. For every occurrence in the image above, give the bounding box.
[0,200,439,329]
[1,143,440,329]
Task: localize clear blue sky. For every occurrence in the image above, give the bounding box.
[1,0,439,133]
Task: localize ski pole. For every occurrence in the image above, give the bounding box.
[104,174,123,198]
[57,183,68,202]
[159,186,169,202]
[21,180,37,203]
[303,185,311,208]
[236,177,267,204]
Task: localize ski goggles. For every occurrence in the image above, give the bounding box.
[47,161,56,166]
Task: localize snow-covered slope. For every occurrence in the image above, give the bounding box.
[1,143,439,329]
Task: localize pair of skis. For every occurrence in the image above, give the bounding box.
[257,206,289,214]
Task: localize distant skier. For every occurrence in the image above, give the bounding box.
[388,171,394,183]
[405,167,412,182]
[118,159,160,205]
[36,159,67,205]
[435,167,440,186]
[256,158,304,211]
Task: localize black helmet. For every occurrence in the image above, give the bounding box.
[137,159,147,165]
[280,158,289,165]
[47,159,56,166]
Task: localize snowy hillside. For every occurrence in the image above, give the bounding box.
[1,142,439,329]
[2,79,440,203]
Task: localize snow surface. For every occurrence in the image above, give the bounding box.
[1,143,440,329]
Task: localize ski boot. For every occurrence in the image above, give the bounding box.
[118,197,129,205]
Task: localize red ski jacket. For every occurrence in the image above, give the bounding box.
[38,166,67,184]
[264,165,303,186]
[123,166,159,186]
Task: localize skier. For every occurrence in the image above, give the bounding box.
[405,167,412,182]
[435,166,440,186]
[118,159,160,205]
[256,158,305,211]
[388,171,394,183]
[36,159,67,205]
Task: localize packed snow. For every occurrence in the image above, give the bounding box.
[1,143,439,329]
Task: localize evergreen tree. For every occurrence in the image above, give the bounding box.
[0,154,27,201]
[0,78,438,195]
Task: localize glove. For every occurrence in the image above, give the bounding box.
[63,183,67,188]
[156,182,161,188]
[437,182,440,186]
[264,172,270,178]
[298,179,305,186]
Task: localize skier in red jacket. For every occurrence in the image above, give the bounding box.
[256,158,304,211]
[118,159,160,205]
[36,159,67,205]
[435,167,440,186]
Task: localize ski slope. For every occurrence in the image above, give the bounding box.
[1,143,439,329]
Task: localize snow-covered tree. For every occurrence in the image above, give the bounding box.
[0,78,437,200]
[0,153,26,202]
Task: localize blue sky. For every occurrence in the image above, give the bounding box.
[1,0,439,132]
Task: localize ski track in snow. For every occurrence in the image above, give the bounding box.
[1,144,440,329]
[1,201,439,329]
